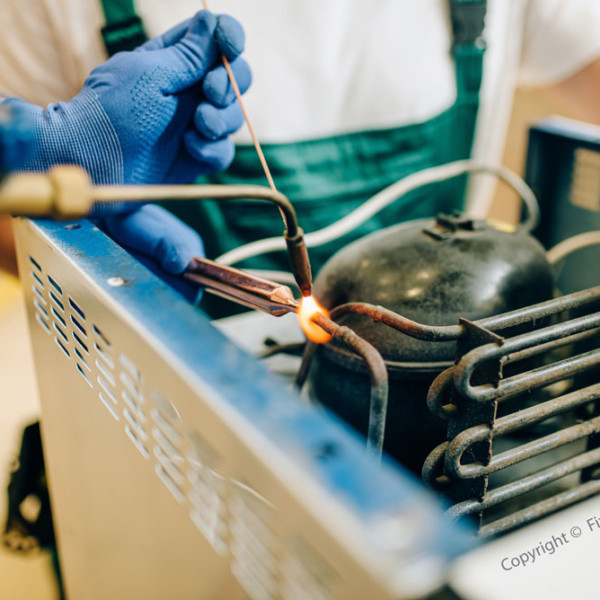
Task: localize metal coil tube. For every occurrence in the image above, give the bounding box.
[447,447,600,518]
[445,415,600,479]
[479,479,600,537]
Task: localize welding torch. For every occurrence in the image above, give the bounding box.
[184,256,299,316]
[0,165,313,296]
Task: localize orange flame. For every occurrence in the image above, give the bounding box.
[297,295,332,344]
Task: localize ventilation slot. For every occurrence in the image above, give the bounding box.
[29,259,50,334]
[53,322,69,345]
[99,392,119,421]
[90,323,118,420]
[151,389,181,420]
[94,342,114,370]
[30,270,44,289]
[98,376,117,405]
[153,427,182,468]
[72,331,88,354]
[47,275,62,295]
[93,324,111,348]
[49,291,64,312]
[98,367,119,421]
[96,358,115,387]
[74,347,91,371]
[71,314,87,337]
[35,313,50,334]
[51,305,66,328]
[125,425,149,459]
[120,371,145,407]
[29,256,42,272]
[68,296,85,320]
[150,390,181,446]
[120,353,141,382]
[33,298,48,320]
[76,362,93,387]
[32,285,45,305]
[151,408,181,447]
[154,444,185,503]
[54,337,70,358]
[155,463,185,503]
[123,406,147,437]
[122,388,146,424]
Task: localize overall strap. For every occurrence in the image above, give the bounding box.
[99,0,148,57]
[449,0,487,102]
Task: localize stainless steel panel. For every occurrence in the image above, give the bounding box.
[14,217,469,600]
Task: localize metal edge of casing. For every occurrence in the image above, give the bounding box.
[14,217,477,600]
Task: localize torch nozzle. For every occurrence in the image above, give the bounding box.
[184,257,299,316]
[284,228,313,297]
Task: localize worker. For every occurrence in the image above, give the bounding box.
[3,1,600,312]
[2,0,600,584]
[0,10,250,301]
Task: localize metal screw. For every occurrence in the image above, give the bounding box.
[107,277,127,287]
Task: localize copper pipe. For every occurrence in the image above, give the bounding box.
[311,313,389,460]
[329,302,461,341]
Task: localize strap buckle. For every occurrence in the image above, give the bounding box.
[450,1,487,46]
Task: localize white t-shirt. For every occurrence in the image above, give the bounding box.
[2,0,600,213]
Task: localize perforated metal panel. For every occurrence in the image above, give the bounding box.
[14,217,473,600]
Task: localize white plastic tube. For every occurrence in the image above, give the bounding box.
[217,159,540,266]
[546,231,600,265]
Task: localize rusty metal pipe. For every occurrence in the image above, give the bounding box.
[426,367,459,420]
[447,446,600,519]
[490,382,600,436]
[312,313,389,460]
[445,414,600,479]
[318,289,600,355]
[329,288,600,344]
[456,346,600,404]
[444,383,600,477]
[422,441,450,488]
[454,309,600,403]
[329,303,461,341]
[479,480,600,537]
[477,285,600,331]
[502,327,600,365]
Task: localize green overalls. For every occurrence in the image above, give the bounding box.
[100,0,487,313]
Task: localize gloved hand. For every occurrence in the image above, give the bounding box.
[3,10,251,186]
[0,103,34,178]
[1,10,251,302]
[96,205,205,303]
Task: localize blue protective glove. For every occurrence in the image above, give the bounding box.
[96,204,205,302]
[4,10,251,186]
[1,10,251,302]
[0,103,35,178]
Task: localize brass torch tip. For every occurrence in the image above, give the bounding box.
[284,228,312,297]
